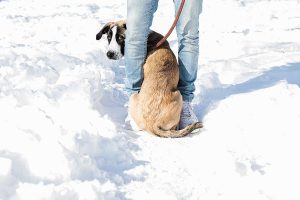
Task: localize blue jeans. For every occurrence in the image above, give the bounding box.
[125,0,203,102]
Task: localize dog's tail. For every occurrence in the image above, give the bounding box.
[152,122,203,138]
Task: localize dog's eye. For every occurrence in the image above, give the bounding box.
[118,35,125,41]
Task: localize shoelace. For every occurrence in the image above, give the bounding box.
[181,103,192,117]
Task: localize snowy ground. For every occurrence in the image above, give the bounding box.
[1,0,300,199]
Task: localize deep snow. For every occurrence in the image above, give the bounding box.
[1,0,300,199]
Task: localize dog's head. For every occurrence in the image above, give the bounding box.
[96,20,126,60]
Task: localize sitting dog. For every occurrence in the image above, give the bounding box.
[96,20,203,137]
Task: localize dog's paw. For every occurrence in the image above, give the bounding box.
[124,115,142,131]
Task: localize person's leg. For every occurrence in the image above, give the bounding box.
[174,0,203,130]
[125,0,159,93]
[125,0,158,129]
[174,0,203,102]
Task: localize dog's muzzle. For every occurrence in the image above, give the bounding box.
[106,51,120,60]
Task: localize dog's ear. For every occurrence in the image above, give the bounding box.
[115,20,126,30]
[96,22,113,40]
[122,23,127,30]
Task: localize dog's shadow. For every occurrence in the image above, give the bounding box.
[194,62,300,120]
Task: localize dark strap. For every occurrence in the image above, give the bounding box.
[155,0,186,48]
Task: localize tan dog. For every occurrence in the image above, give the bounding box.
[96,20,203,137]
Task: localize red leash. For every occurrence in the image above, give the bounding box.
[155,0,186,48]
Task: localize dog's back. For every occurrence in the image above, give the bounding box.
[129,31,202,137]
[141,46,181,129]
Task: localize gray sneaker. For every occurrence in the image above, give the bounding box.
[179,101,200,131]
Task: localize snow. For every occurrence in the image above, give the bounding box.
[1,0,300,199]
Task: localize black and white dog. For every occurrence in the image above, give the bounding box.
[96,20,126,60]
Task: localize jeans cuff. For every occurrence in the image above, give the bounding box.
[182,95,193,102]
